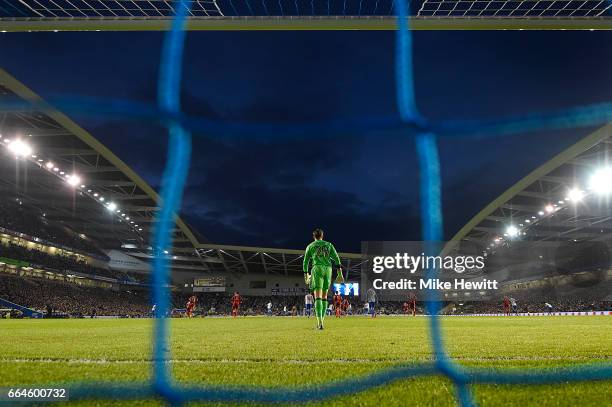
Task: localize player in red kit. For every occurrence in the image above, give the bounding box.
[503,296,510,316]
[341,298,349,315]
[403,301,409,315]
[186,295,197,318]
[231,292,242,318]
[333,292,342,317]
[409,293,417,317]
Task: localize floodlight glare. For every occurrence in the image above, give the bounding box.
[589,167,612,195]
[66,174,81,187]
[506,225,519,237]
[7,139,32,157]
[45,162,54,169]
[106,202,117,212]
[568,188,585,202]
[545,204,554,213]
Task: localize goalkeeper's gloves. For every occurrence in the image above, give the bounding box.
[304,273,311,285]
[335,267,344,283]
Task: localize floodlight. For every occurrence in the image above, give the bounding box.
[106,202,117,212]
[45,162,54,169]
[7,139,32,157]
[589,167,612,195]
[66,174,81,187]
[545,204,554,213]
[567,188,585,202]
[506,225,519,237]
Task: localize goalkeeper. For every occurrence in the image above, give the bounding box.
[303,228,343,330]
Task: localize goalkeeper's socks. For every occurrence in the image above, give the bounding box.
[315,298,322,326]
[322,300,328,323]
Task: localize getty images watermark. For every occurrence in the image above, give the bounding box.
[370,251,498,291]
[359,241,611,302]
[360,242,498,300]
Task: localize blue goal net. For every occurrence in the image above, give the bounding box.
[4,0,612,405]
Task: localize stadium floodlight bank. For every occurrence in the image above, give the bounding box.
[0,0,612,31]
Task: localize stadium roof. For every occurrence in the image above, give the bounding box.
[451,123,612,252]
[193,243,365,277]
[0,68,199,252]
[0,68,364,275]
[0,0,610,31]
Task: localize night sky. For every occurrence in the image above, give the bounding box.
[0,30,611,252]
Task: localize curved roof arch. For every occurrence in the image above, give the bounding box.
[451,123,612,247]
[0,68,199,252]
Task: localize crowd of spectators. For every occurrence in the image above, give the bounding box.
[0,197,105,257]
[0,271,609,319]
[450,298,612,315]
[0,273,149,317]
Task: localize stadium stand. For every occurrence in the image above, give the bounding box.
[0,273,150,317]
[0,273,149,317]
[0,242,122,279]
[0,197,105,257]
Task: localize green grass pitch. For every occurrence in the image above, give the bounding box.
[0,316,611,406]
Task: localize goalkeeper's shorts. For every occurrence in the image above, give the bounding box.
[310,265,332,292]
